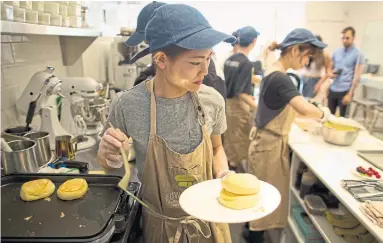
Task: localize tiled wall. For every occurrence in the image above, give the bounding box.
[1,35,68,131]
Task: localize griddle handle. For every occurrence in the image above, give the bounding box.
[54,161,89,172]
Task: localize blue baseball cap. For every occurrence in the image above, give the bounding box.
[125,1,166,47]
[281,28,327,49]
[231,29,240,46]
[129,4,236,63]
[238,26,260,46]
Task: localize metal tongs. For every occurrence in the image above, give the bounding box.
[341,179,383,200]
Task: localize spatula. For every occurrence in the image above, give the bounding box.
[107,123,152,211]
[108,122,131,190]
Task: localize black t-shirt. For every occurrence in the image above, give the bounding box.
[203,59,226,99]
[224,53,253,98]
[255,71,301,128]
[263,72,301,110]
[134,65,156,86]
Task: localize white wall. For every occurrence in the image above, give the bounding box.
[347,1,383,49]
[304,1,350,54]
[1,35,68,131]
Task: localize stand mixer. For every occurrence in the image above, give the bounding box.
[60,77,103,150]
[16,67,71,150]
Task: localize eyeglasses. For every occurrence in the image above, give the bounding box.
[342,37,351,40]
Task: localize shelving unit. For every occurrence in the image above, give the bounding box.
[290,187,348,243]
[1,21,101,37]
[1,21,102,66]
[287,216,304,243]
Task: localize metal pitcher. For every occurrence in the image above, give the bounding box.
[24,131,52,166]
[1,140,39,174]
[55,135,77,160]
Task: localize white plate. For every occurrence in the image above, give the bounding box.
[179,179,281,223]
[351,168,383,180]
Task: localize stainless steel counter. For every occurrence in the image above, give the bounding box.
[75,139,139,181]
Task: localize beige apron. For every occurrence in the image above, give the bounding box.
[247,104,296,231]
[141,80,231,243]
[224,97,253,167]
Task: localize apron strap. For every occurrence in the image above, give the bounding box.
[174,216,212,243]
[149,80,207,133]
[146,207,212,243]
[150,79,157,135]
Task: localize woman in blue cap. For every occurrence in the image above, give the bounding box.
[127,2,227,100]
[245,28,331,243]
[98,4,235,243]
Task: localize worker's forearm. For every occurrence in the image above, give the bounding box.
[212,145,229,177]
[239,93,257,109]
[290,96,323,119]
[299,105,323,119]
[349,65,363,95]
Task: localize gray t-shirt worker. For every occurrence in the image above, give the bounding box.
[101,3,235,181]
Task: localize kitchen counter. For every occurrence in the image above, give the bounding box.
[75,139,139,182]
[286,123,383,242]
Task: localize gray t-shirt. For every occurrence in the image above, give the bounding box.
[105,81,227,180]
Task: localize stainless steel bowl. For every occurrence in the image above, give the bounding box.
[322,125,359,146]
[1,140,39,174]
[3,126,32,137]
[23,131,52,166]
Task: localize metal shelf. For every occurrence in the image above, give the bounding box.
[1,21,101,37]
[291,187,348,243]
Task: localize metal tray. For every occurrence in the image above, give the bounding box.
[357,150,383,171]
[1,173,139,242]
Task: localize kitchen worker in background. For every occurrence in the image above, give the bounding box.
[216,29,240,79]
[125,1,166,85]
[127,2,227,99]
[300,35,333,99]
[98,4,236,243]
[328,26,365,117]
[245,29,330,243]
[223,26,259,170]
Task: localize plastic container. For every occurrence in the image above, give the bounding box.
[19,0,32,10]
[1,3,14,21]
[68,4,81,16]
[81,6,88,28]
[32,1,44,13]
[38,12,50,25]
[3,1,19,8]
[304,195,327,215]
[300,171,317,198]
[325,204,360,228]
[295,162,308,189]
[44,2,59,15]
[51,14,62,26]
[292,205,325,243]
[13,7,26,22]
[68,1,81,6]
[62,16,70,27]
[59,4,68,16]
[69,16,81,28]
[26,9,38,24]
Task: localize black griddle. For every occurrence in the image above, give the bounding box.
[1,174,141,243]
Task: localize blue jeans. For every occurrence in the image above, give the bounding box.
[302,76,321,98]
